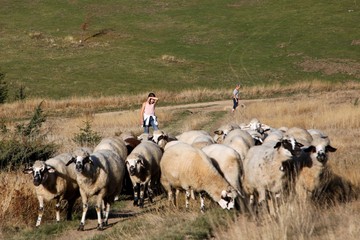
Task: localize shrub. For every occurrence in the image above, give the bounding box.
[72,120,101,147]
[0,102,56,170]
[0,73,8,104]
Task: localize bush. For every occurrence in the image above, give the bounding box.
[0,102,56,170]
[0,72,8,104]
[72,120,101,147]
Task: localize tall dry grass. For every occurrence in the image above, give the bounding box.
[1,80,358,121]
[0,85,359,239]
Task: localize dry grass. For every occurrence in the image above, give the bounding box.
[1,81,359,121]
[0,85,359,239]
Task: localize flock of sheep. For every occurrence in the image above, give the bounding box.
[23,118,356,231]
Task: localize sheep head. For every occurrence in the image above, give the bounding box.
[23,160,55,186]
[311,137,337,164]
[218,187,237,210]
[275,137,304,157]
[125,154,145,176]
[66,152,92,173]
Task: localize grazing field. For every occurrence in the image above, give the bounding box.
[0,86,359,240]
[0,0,359,99]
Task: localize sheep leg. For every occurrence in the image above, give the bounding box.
[96,195,105,230]
[175,189,180,208]
[66,198,76,221]
[147,180,154,203]
[139,183,145,208]
[36,196,44,227]
[55,198,61,223]
[103,201,110,226]
[78,192,88,231]
[200,192,206,213]
[185,190,191,209]
[133,183,139,206]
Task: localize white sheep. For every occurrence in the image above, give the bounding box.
[201,144,244,195]
[213,123,240,143]
[23,153,80,227]
[160,142,238,212]
[125,141,163,207]
[223,129,254,161]
[243,137,304,211]
[94,136,128,160]
[294,130,337,201]
[119,131,141,154]
[176,130,211,144]
[66,147,125,231]
[151,129,174,149]
[285,127,313,147]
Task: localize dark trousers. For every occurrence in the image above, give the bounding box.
[232,98,239,110]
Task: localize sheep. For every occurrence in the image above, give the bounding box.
[23,153,81,227]
[242,137,305,212]
[151,129,175,149]
[191,134,215,149]
[93,136,128,160]
[223,129,254,161]
[160,142,238,212]
[285,127,313,147]
[119,131,141,154]
[263,129,285,144]
[125,141,163,207]
[176,130,211,144]
[66,147,126,231]
[241,118,271,134]
[213,123,240,143]
[201,144,244,195]
[293,130,337,201]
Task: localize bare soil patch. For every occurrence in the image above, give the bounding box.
[297,57,360,78]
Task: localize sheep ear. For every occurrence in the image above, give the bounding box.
[326,145,337,152]
[304,146,316,153]
[23,167,34,174]
[88,156,94,165]
[46,165,56,173]
[66,158,75,166]
[214,130,223,135]
[274,141,282,149]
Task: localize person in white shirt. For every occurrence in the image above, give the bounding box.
[232,83,241,113]
[140,92,159,133]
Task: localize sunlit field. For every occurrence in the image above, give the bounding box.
[0,85,359,239]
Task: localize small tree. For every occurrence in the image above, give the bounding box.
[0,73,8,104]
[15,84,26,101]
[0,101,56,170]
[72,120,101,147]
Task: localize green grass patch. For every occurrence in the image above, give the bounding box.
[0,0,359,100]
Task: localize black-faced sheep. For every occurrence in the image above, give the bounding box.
[125,141,163,207]
[66,147,125,231]
[160,142,238,212]
[23,153,80,227]
[243,137,305,212]
[293,130,337,201]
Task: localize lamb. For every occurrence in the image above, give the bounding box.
[160,142,238,212]
[243,137,305,210]
[23,153,81,227]
[125,141,163,207]
[213,123,240,143]
[66,146,126,231]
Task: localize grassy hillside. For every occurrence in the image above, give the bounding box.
[0,0,359,99]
